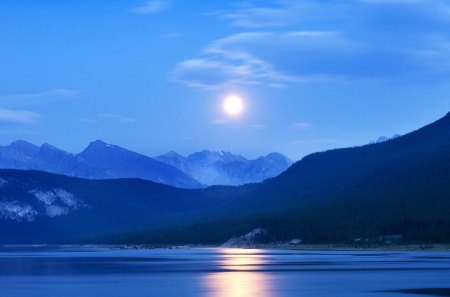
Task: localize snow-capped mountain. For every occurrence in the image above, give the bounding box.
[0,140,201,188]
[156,150,293,186]
[0,140,292,188]
[78,140,201,188]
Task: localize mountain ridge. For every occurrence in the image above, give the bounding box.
[1,112,450,244]
[156,149,293,186]
[0,140,201,188]
[0,139,292,188]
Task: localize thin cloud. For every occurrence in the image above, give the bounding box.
[293,122,313,130]
[211,119,229,125]
[131,0,170,14]
[175,0,450,89]
[77,118,97,123]
[0,89,76,101]
[119,117,138,123]
[249,124,267,130]
[172,59,251,89]
[0,108,40,124]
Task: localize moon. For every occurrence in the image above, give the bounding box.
[223,95,244,116]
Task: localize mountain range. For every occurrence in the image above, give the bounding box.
[1,112,450,244]
[0,140,292,188]
[156,150,292,186]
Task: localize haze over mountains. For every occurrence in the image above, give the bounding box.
[156,150,292,186]
[0,140,292,188]
[1,112,450,244]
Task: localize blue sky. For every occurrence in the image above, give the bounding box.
[1,0,450,160]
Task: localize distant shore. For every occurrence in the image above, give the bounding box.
[3,243,449,252]
[109,243,450,252]
[259,243,450,251]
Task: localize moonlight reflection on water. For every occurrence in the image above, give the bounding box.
[0,246,450,297]
[202,248,274,297]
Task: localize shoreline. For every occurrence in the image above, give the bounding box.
[258,243,450,251]
[2,243,450,252]
[109,243,450,252]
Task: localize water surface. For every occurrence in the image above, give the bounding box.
[0,246,449,297]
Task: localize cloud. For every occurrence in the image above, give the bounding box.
[211,118,229,125]
[221,0,450,29]
[131,0,169,14]
[221,1,325,28]
[77,118,97,123]
[174,0,450,88]
[0,108,40,124]
[0,88,76,102]
[173,60,243,89]
[119,117,138,123]
[293,122,312,130]
[249,124,267,129]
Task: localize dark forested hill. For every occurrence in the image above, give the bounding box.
[0,169,253,243]
[1,112,450,244]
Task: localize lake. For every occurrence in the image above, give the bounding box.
[0,246,449,297]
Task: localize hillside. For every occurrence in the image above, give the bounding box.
[1,112,450,244]
[0,140,201,188]
[121,111,450,243]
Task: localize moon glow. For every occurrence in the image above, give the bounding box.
[223,95,244,116]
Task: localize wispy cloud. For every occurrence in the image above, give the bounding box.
[0,88,76,101]
[173,31,348,88]
[172,59,250,89]
[174,0,450,89]
[211,118,229,125]
[76,118,97,123]
[119,117,138,123]
[221,1,310,28]
[249,124,267,129]
[131,0,170,14]
[293,122,313,130]
[0,108,40,124]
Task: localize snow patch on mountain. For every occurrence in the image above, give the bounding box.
[45,205,69,217]
[0,201,37,222]
[156,150,293,186]
[29,188,86,217]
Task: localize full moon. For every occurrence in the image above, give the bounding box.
[223,95,244,116]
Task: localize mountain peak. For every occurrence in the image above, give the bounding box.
[4,140,39,157]
[91,139,110,147]
[39,143,72,157]
[265,152,292,163]
[161,150,185,159]
[7,140,39,152]
[187,150,247,164]
[41,143,59,150]
[83,140,120,152]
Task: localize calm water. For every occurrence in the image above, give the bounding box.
[0,246,449,297]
